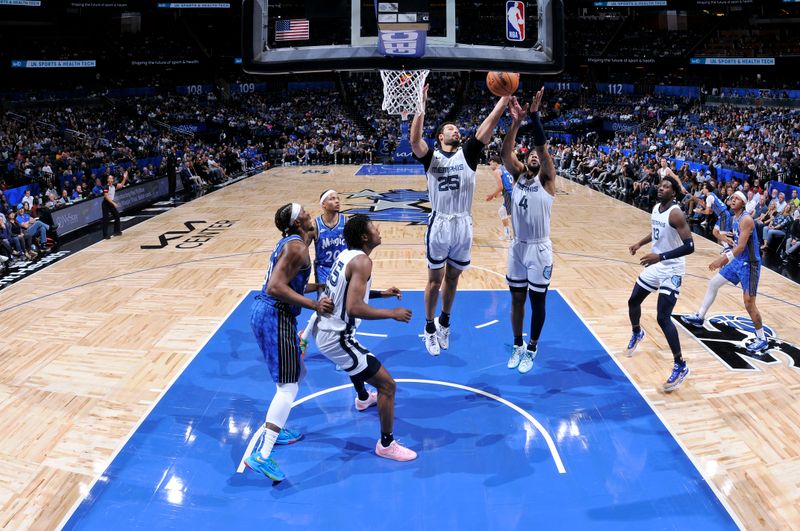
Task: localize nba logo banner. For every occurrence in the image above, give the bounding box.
[506,1,525,42]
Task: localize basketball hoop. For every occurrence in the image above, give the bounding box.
[380,69,430,122]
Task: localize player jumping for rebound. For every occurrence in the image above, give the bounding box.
[500,88,557,374]
[410,84,510,356]
[626,177,695,391]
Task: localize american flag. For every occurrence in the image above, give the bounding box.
[275,19,309,41]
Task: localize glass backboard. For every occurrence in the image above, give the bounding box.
[242,0,564,75]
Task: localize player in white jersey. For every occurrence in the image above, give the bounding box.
[409,85,508,356]
[312,214,417,461]
[500,88,557,374]
[411,84,510,356]
[626,177,695,392]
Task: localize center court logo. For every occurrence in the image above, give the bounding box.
[675,314,800,372]
[341,189,430,225]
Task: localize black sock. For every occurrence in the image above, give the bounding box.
[381,432,394,447]
[350,377,369,401]
[633,325,641,334]
[674,354,685,366]
[425,320,436,333]
[527,341,537,352]
[438,311,450,327]
[514,335,523,347]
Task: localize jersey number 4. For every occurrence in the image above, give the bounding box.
[518,196,528,209]
[437,174,460,191]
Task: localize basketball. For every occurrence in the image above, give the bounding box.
[486,71,520,97]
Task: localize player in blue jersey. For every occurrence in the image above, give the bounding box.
[486,155,514,241]
[299,189,347,360]
[695,181,733,250]
[683,191,769,353]
[244,202,333,482]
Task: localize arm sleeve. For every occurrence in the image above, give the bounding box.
[462,137,484,172]
[368,290,383,299]
[413,149,434,173]
[659,238,695,261]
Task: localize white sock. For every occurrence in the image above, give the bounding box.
[260,382,299,458]
[259,428,279,459]
[698,273,728,319]
[755,328,765,340]
[301,312,318,341]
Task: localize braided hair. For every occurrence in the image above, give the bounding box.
[275,203,298,237]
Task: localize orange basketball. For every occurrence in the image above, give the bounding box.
[486,71,520,97]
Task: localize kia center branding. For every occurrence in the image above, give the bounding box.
[141,220,237,250]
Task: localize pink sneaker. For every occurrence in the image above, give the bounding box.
[375,440,417,461]
[355,391,378,411]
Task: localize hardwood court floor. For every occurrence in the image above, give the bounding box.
[0,165,798,529]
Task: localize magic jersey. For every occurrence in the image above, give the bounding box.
[257,234,311,316]
[314,214,346,268]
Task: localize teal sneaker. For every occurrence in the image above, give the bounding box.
[244,453,286,482]
[276,428,303,445]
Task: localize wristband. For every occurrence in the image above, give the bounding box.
[725,251,735,263]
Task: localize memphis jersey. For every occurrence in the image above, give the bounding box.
[499,165,514,212]
[317,250,371,332]
[314,214,346,267]
[257,234,311,316]
[731,211,760,263]
[426,148,476,215]
[510,174,553,242]
[650,203,686,273]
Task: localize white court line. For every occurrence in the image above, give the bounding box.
[57,291,251,531]
[475,319,499,329]
[554,288,745,530]
[237,378,566,475]
[356,332,388,338]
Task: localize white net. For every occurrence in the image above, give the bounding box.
[380,69,430,121]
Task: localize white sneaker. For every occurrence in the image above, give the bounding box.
[508,343,526,369]
[423,329,440,356]
[518,346,537,374]
[354,391,378,411]
[434,317,450,350]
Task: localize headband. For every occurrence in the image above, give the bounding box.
[733,191,747,203]
[320,189,336,205]
[289,203,301,224]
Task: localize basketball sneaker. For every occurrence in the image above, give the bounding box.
[663,362,690,392]
[298,331,308,358]
[375,440,417,461]
[507,343,526,369]
[518,346,537,374]
[423,329,440,356]
[355,391,378,411]
[244,452,286,482]
[746,337,769,353]
[682,314,704,327]
[625,329,646,357]
[275,428,303,445]
[434,317,450,350]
